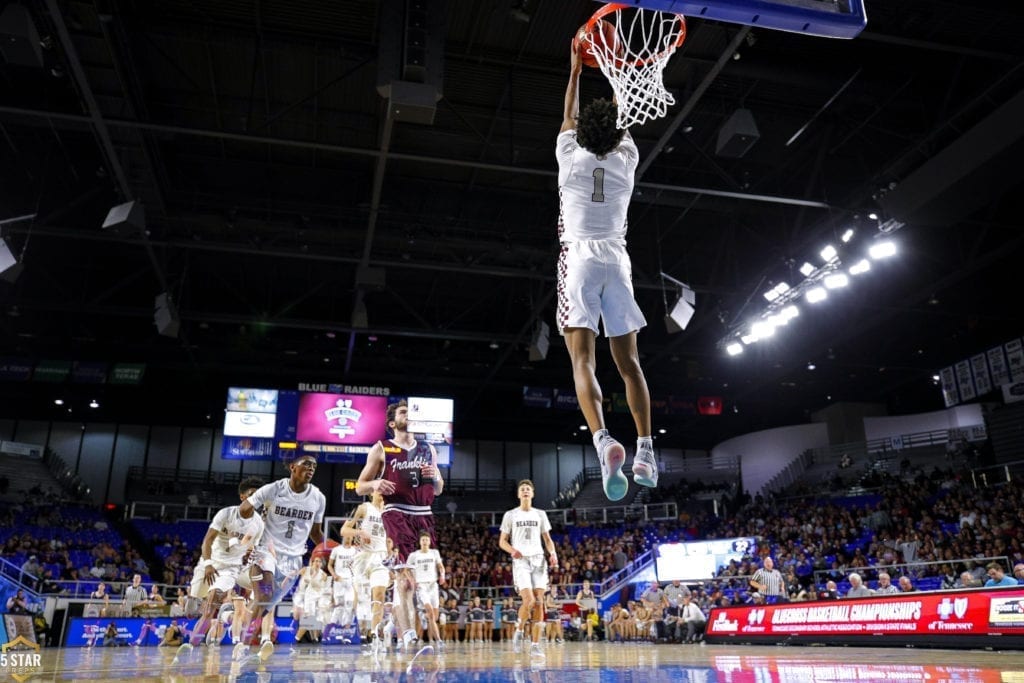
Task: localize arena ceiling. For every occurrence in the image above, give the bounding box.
[1,0,1022,450]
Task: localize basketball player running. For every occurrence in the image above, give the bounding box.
[406,530,446,648]
[237,454,327,662]
[341,490,390,654]
[327,536,358,640]
[174,476,265,664]
[557,41,657,501]
[499,479,558,659]
[355,399,444,651]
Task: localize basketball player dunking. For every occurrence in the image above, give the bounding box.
[556,41,658,501]
[355,399,444,651]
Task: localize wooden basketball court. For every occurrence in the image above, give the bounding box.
[10,640,1023,681]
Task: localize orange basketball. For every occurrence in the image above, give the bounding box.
[310,539,338,565]
[572,19,619,68]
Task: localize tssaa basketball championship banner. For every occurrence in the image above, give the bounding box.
[710,655,1004,683]
[705,588,1024,648]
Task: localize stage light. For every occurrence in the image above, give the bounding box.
[751,320,775,339]
[824,273,849,289]
[849,259,871,275]
[841,228,854,243]
[658,428,667,434]
[741,333,757,345]
[763,282,790,302]
[868,212,878,220]
[799,262,815,277]
[820,245,838,262]
[726,342,744,356]
[88,400,99,408]
[54,399,64,405]
[807,362,816,370]
[805,287,827,303]
[579,425,588,431]
[869,240,896,259]
[781,305,799,320]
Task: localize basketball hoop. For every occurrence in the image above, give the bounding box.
[578,3,687,129]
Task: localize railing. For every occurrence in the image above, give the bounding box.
[807,424,987,466]
[0,555,43,594]
[811,555,1011,587]
[126,500,221,521]
[127,497,678,526]
[969,459,1024,488]
[434,502,678,526]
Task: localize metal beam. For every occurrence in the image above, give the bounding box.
[4,224,739,296]
[0,104,831,210]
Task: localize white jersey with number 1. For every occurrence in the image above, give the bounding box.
[246,479,326,557]
[555,129,638,243]
[500,507,552,558]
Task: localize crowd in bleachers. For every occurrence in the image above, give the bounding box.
[4,455,1023,651]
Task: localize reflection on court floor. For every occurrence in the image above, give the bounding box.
[12,641,1022,682]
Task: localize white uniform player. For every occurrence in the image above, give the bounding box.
[351,500,390,590]
[408,546,443,609]
[500,506,553,592]
[237,455,326,663]
[552,43,658,505]
[247,476,327,600]
[189,505,264,599]
[329,541,358,627]
[499,479,558,658]
[555,128,644,337]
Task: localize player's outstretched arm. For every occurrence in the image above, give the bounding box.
[561,42,583,133]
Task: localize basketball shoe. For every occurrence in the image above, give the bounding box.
[632,439,658,488]
[597,437,628,501]
[257,638,274,662]
[512,629,524,653]
[530,642,545,659]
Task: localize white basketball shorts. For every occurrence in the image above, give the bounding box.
[556,240,646,337]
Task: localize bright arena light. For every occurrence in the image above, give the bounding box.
[751,320,776,338]
[841,228,854,243]
[820,244,838,262]
[869,240,897,259]
[824,273,849,289]
[799,262,815,277]
[726,342,744,356]
[741,333,757,345]
[849,258,871,275]
[781,305,799,320]
[805,287,827,303]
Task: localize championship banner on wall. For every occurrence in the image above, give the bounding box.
[706,589,1024,642]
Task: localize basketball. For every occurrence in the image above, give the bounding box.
[310,539,338,564]
[572,19,618,68]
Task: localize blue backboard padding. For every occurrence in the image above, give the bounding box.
[606,0,867,39]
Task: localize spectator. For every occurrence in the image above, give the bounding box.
[957,571,982,589]
[102,622,121,647]
[159,620,183,647]
[845,573,872,598]
[640,581,668,641]
[819,581,840,600]
[680,595,706,643]
[145,584,166,609]
[898,576,916,592]
[984,562,1017,587]
[20,555,41,586]
[874,572,899,595]
[90,582,111,617]
[1014,564,1024,585]
[5,588,29,614]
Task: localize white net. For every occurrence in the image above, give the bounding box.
[584,7,687,129]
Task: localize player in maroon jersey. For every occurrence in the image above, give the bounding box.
[355,399,444,651]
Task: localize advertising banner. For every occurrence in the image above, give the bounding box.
[970,353,992,396]
[706,589,1024,642]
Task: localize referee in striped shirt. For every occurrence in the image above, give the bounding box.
[749,557,787,604]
